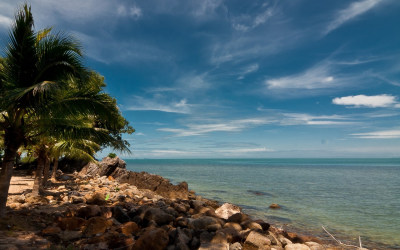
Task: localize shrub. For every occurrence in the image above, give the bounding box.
[108,153,117,158]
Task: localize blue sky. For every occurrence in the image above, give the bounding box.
[1,0,400,158]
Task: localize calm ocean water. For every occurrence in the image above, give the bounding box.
[125,158,400,249]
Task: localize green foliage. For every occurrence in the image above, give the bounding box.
[108,152,117,158]
[105,194,110,201]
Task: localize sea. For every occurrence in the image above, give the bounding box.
[125,158,400,249]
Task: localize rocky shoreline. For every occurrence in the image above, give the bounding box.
[2,157,360,249]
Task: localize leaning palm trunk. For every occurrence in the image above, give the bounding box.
[32,149,47,196]
[42,156,51,187]
[0,127,23,216]
[51,156,59,180]
[0,147,18,216]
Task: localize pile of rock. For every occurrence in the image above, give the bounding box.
[5,157,327,249]
[79,157,189,200]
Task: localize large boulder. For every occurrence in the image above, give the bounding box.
[79,156,126,177]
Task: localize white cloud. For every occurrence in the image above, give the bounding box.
[117,4,142,19]
[352,129,400,139]
[266,62,337,90]
[233,7,275,32]
[126,96,191,114]
[332,94,399,108]
[158,118,271,137]
[324,0,382,35]
[192,0,223,17]
[0,14,12,29]
[281,113,355,126]
[238,64,259,80]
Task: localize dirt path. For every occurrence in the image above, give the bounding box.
[8,174,34,195]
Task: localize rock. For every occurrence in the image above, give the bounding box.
[243,231,271,250]
[133,228,169,250]
[199,243,229,250]
[241,221,263,231]
[218,228,241,243]
[269,203,281,209]
[85,192,107,205]
[83,216,113,236]
[108,235,135,250]
[41,226,61,235]
[278,236,292,247]
[79,156,126,177]
[224,222,242,231]
[212,231,228,244]
[118,221,140,236]
[77,205,101,219]
[254,219,270,231]
[59,230,83,241]
[112,169,189,200]
[215,203,241,220]
[59,174,74,181]
[112,206,130,223]
[71,196,86,204]
[230,242,243,250]
[25,195,49,205]
[144,207,174,225]
[305,242,324,250]
[227,213,249,224]
[58,217,86,231]
[15,194,26,203]
[189,216,222,231]
[284,243,310,250]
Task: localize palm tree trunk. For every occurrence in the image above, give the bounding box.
[32,149,46,196]
[51,156,59,180]
[42,156,51,187]
[0,147,18,217]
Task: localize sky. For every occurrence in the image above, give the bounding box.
[1,0,400,158]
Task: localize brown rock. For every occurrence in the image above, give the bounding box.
[241,220,263,231]
[215,203,241,220]
[85,192,107,205]
[58,217,86,231]
[189,216,222,231]
[41,226,61,235]
[284,243,310,250]
[133,228,169,250]
[77,205,101,219]
[83,216,112,236]
[305,242,324,250]
[108,175,115,181]
[224,222,242,231]
[269,203,281,209]
[227,213,249,224]
[144,207,174,225]
[59,230,83,241]
[118,221,140,236]
[243,231,271,250]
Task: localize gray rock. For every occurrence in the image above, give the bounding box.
[230,242,242,250]
[215,203,241,220]
[243,231,271,249]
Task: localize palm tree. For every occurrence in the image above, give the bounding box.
[0,5,84,216]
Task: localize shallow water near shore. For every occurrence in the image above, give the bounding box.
[125,158,400,249]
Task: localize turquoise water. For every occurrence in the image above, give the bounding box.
[125,158,400,249]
